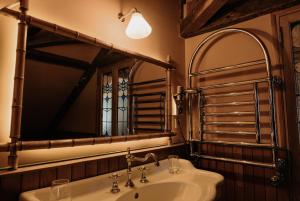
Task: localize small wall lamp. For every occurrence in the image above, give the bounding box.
[118,8,152,39]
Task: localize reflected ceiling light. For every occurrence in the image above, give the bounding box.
[118,8,152,39]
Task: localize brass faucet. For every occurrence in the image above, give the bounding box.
[125,148,160,187]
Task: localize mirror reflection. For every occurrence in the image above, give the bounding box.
[21,25,167,140]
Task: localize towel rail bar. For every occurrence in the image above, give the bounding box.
[204,111,255,116]
[204,101,254,107]
[204,91,253,98]
[203,130,257,135]
[191,139,274,148]
[204,121,256,126]
[190,59,266,77]
[129,78,166,86]
[191,153,275,168]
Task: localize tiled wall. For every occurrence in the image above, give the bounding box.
[0,145,188,201]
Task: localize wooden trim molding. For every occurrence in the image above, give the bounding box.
[0,8,175,70]
[8,0,28,170]
[275,5,300,200]
[0,133,175,152]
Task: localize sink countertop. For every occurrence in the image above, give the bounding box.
[20,159,224,201]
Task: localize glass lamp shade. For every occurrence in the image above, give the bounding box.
[125,12,152,39]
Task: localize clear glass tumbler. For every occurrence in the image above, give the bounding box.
[50,179,71,201]
[168,155,180,174]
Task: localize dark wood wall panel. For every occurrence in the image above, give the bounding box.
[0,145,187,201]
[109,157,119,172]
[98,158,109,175]
[0,144,289,201]
[0,174,21,201]
[85,161,97,178]
[193,143,289,201]
[21,171,40,192]
[57,165,72,180]
[243,148,254,201]
[71,162,85,181]
[40,168,57,188]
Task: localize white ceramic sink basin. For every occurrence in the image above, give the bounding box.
[116,182,199,201]
[20,158,223,201]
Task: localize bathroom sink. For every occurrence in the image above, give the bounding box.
[20,159,223,201]
[116,182,200,201]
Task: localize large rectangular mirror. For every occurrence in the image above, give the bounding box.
[21,25,170,141]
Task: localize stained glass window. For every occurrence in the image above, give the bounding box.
[292,23,300,143]
[102,72,112,136]
[118,68,129,135]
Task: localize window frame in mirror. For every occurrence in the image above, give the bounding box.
[97,59,135,137]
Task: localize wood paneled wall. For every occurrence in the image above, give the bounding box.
[191,143,290,201]
[0,145,188,201]
[0,143,290,201]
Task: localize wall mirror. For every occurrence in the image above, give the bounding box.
[20,24,172,141]
[0,3,174,170]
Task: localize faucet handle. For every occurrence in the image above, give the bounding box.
[137,165,149,171]
[109,172,121,180]
[137,166,149,183]
[109,173,121,193]
[126,147,133,160]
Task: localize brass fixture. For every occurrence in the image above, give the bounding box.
[125,148,159,187]
[109,173,121,193]
[137,166,149,183]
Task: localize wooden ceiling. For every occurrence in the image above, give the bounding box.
[180,0,300,38]
[25,26,130,135]
[0,0,18,9]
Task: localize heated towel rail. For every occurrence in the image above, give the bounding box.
[186,28,286,185]
[128,61,171,135]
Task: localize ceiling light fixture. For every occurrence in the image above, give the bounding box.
[118,8,152,39]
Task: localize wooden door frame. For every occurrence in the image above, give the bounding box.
[276,5,300,201]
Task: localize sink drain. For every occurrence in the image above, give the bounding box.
[134,192,139,199]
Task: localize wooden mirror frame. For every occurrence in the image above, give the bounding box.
[0,0,175,169]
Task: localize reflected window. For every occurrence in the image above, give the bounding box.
[98,61,132,137]
[118,68,129,135]
[102,72,112,136]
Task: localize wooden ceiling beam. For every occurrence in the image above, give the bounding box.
[96,53,129,68]
[48,66,97,134]
[181,0,300,38]
[92,48,114,66]
[26,48,91,70]
[48,48,114,133]
[181,0,229,36]
[28,40,80,49]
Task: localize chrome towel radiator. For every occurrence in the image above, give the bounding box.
[128,60,173,134]
[186,28,286,185]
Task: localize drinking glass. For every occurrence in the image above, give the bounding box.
[50,179,71,201]
[168,155,180,174]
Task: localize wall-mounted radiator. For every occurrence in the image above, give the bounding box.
[186,28,286,185]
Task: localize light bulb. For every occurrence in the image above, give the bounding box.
[125,12,152,39]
